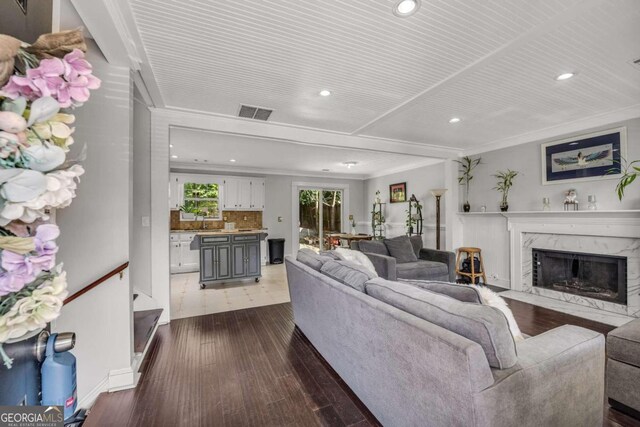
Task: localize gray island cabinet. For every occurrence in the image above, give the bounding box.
[190,232,267,288]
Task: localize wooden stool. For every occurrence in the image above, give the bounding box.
[455,247,487,285]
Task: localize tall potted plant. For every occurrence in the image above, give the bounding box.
[494,169,518,212]
[455,156,481,212]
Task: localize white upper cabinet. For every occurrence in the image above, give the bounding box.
[224,177,265,211]
[169,176,181,210]
[223,178,240,209]
[250,178,265,210]
[238,179,252,209]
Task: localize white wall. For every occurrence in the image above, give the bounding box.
[364,162,447,249]
[53,40,134,406]
[131,91,152,296]
[462,118,640,212]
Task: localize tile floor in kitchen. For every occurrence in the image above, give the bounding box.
[170,264,290,320]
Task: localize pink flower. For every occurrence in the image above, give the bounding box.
[1,49,100,107]
[0,225,59,293]
[63,49,93,79]
[0,271,29,297]
[34,224,59,257]
[26,58,66,98]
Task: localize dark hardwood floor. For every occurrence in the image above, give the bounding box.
[85,300,639,427]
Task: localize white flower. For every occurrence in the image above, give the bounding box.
[0,169,48,202]
[0,165,84,226]
[0,271,68,343]
[22,143,66,172]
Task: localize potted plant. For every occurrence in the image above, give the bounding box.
[455,156,481,212]
[179,204,199,220]
[494,169,518,212]
[612,159,639,200]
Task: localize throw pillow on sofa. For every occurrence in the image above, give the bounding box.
[400,279,482,304]
[334,247,378,277]
[296,248,334,271]
[383,235,418,263]
[401,279,524,342]
[320,260,377,292]
[365,278,518,369]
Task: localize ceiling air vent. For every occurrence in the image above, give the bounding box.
[238,104,273,121]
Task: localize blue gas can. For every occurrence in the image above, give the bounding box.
[41,333,77,420]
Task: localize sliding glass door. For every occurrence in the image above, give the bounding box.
[298,189,342,251]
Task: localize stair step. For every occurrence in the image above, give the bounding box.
[133,309,163,354]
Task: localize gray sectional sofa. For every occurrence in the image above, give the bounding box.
[285,253,606,427]
[351,235,456,282]
[607,318,640,419]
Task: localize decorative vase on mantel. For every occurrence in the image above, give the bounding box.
[463,202,471,212]
[500,203,509,212]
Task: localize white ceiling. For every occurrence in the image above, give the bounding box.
[169,128,439,179]
[128,0,640,151]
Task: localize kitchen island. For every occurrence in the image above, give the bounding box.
[190,230,268,288]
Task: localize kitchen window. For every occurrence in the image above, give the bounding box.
[180,181,221,220]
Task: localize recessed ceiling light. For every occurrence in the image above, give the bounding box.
[394,0,420,17]
[343,161,358,169]
[229,159,236,163]
[169,144,173,148]
[171,155,178,159]
[449,117,461,123]
[556,72,575,81]
[319,90,331,97]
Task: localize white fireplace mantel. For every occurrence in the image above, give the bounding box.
[506,211,640,319]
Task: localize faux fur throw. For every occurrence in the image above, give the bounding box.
[471,285,525,342]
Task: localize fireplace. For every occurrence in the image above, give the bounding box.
[532,248,627,305]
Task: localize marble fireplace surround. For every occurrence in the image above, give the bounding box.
[506,211,640,319]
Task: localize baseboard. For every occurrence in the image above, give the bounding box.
[108,366,136,392]
[78,376,109,410]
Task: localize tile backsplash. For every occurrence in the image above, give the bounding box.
[170,210,263,231]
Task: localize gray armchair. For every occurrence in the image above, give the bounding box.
[352,235,456,282]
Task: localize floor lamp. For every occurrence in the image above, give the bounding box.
[430,189,447,250]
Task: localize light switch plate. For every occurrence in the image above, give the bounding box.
[142,216,150,227]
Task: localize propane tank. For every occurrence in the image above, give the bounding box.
[41,332,77,420]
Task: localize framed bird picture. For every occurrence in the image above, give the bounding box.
[541,127,627,185]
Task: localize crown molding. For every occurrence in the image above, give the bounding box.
[463,103,640,156]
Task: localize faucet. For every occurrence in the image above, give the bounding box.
[201,215,207,230]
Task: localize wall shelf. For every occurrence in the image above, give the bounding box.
[458,210,640,217]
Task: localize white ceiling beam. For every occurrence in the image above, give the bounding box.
[350,0,608,136]
[155,107,461,159]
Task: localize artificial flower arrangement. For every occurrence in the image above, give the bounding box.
[0,29,100,368]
